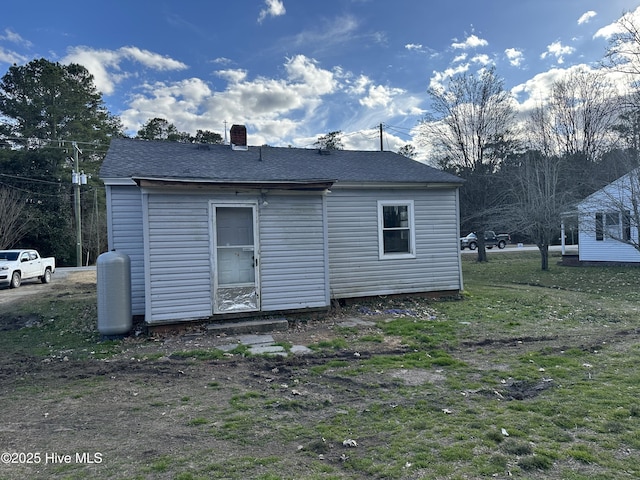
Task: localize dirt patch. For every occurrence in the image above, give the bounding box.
[389,368,446,386]
[1,270,638,479]
[0,313,41,331]
[499,378,555,400]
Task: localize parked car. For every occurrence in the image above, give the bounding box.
[0,249,56,288]
[460,231,510,250]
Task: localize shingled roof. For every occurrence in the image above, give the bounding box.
[100,137,462,186]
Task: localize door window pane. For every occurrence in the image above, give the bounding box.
[216,207,253,246]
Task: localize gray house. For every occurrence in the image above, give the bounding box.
[100,128,463,325]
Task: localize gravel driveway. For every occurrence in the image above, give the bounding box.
[0,267,94,306]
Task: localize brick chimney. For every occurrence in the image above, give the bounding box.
[230,124,248,150]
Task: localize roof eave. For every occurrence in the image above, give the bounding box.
[100,177,138,186]
[132,176,335,191]
[332,181,463,189]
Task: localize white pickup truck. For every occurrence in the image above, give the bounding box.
[0,249,56,288]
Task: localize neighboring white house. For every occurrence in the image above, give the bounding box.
[99,127,464,325]
[577,168,640,264]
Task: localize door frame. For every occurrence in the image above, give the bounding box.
[209,201,260,314]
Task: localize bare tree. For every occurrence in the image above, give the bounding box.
[421,67,516,171]
[0,187,32,249]
[500,152,573,270]
[602,9,640,77]
[527,67,621,163]
[419,67,517,261]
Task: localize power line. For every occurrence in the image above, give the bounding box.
[0,181,66,198]
[384,122,414,132]
[0,135,108,147]
[0,136,109,153]
[383,123,415,140]
[0,173,64,186]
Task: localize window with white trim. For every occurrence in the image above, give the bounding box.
[377,200,416,259]
[596,211,632,242]
[605,212,620,239]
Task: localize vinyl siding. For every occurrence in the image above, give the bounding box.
[108,183,461,323]
[143,191,329,323]
[106,185,145,315]
[326,187,462,298]
[578,186,640,263]
[145,194,212,322]
[259,194,329,310]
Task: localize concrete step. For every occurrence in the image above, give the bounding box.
[206,318,289,335]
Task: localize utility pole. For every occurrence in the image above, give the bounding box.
[72,142,86,267]
[379,123,383,151]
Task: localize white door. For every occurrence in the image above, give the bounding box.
[213,206,259,313]
[21,251,39,279]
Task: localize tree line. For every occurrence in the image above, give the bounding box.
[1,11,640,268]
[417,12,640,269]
[0,60,223,265]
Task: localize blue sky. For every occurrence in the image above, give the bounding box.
[1,0,638,155]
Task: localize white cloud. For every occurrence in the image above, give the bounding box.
[118,46,188,71]
[216,69,248,83]
[115,50,425,149]
[508,64,630,115]
[429,63,471,91]
[0,47,28,65]
[578,11,597,25]
[405,43,423,51]
[120,78,213,131]
[0,29,31,65]
[285,55,336,96]
[0,28,32,47]
[593,7,640,76]
[594,6,640,40]
[258,0,286,24]
[119,54,339,142]
[505,48,524,67]
[344,74,371,96]
[213,57,232,65]
[540,41,575,64]
[511,67,570,113]
[452,53,467,63]
[471,54,491,65]
[62,47,123,95]
[287,15,359,52]
[451,34,488,50]
[62,46,187,95]
[359,84,404,109]
[371,31,387,45]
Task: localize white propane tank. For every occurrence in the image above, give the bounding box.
[97,250,132,337]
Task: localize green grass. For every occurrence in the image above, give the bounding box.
[0,288,121,360]
[308,338,349,351]
[278,252,640,478]
[2,251,640,479]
